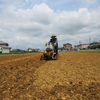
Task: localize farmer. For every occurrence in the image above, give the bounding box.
[48,34,58,54]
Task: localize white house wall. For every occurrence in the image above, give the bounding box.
[2,48,10,53]
[81,44,89,49]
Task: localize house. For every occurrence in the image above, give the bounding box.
[11,49,26,53]
[63,43,73,51]
[89,42,100,46]
[74,43,90,50]
[88,42,100,49]
[58,43,73,51]
[27,48,33,52]
[33,49,40,52]
[0,41,11,53]
[27,48,40,52]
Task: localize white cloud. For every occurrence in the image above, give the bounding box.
[84,0,98,4]
[0,2,100,50]
[77,0,98,4]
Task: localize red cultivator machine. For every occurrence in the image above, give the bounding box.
[40,44,58,60]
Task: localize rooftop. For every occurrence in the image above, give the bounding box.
[0,41,8,45]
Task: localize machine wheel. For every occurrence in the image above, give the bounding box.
[40,55,45,60]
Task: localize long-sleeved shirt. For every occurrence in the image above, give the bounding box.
[48,38,58,44]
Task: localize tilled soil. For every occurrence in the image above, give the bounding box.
[0,52,100,100]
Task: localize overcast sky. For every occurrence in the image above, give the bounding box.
[0,0,100,50]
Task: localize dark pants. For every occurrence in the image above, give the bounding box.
[54,45,58,54]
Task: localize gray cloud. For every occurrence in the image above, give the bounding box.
[0,2,100,50]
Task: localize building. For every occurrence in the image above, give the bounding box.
[74,43,90,50]
[63,43,73,51]
[0,41,11,53]
[58,43,73,51]
[27,48,33,52]
[88,42,100,49]
[89,42,100,46]
[27,48,40,52]
[11,49,26,53]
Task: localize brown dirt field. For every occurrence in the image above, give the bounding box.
[0,52,100,100]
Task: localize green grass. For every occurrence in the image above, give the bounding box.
[0,51,41,55]
[59,49,100,53]
[0,49,100,55]
[77,49,100,52]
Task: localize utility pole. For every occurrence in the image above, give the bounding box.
[79,40,81,50]
[89,37,91,44]
[79,40,81,44]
